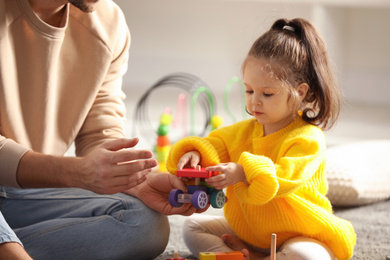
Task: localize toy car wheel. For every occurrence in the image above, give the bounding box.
[210,190,226,208]
[169,189,184,207]
[192,190,208,209]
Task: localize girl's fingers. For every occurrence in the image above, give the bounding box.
[206,164,227,172]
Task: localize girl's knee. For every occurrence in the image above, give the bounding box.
[276,237,335,260]
[182,217,201,234]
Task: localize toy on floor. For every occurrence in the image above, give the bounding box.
[189,86,222,135]
[169,166,226,209]
[223,76,247,124]
[165,252,188,260]
[166,251,243,260]
[199,251,243,260]
[166,234,276,260]
[156,110,173,172]
[132,73,224,172]
[270,233,276,260]
[132,73,218,147]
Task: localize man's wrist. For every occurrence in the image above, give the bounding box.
[17,151,81,189]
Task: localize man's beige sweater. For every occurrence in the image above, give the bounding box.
[0,0,130,187]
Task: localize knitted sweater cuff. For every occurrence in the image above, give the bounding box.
[235,152,279,205]
[166,136,220,174]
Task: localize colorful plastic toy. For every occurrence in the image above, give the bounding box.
[166,234,276,260]
[156,111,173,172]
[165,252,188,260]
[199,251,243,260]
[166,251,243,260]
[169,166,226,209]
[270,233,276,260]
[132,73,218,146]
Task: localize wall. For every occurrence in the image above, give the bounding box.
[114,0,390,111]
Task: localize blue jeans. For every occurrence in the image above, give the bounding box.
[0,186,169,260]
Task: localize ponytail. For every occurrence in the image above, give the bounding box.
[244,18,341,130]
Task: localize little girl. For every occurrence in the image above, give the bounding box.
[166,18,356,260]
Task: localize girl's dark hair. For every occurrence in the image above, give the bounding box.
[243,18,341,130]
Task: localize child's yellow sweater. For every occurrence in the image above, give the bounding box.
[167,117,356,260]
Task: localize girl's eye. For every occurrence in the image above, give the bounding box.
[264,93,273,97]
[245,90,254,94]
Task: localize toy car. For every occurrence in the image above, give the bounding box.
[169,167,226,209]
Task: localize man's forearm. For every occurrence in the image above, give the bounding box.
[16,150,81,189]
[16,139,159,195]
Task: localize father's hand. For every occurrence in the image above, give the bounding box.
[79,138,157,194]
[125,172,209,215]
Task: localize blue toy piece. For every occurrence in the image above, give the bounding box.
[210,190,225,208]
[168,167,226,209]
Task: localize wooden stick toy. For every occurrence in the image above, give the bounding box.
[270,233,277,260]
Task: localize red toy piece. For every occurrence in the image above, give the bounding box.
[177,167,220,179]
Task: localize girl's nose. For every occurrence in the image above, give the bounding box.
[252,97,262,106]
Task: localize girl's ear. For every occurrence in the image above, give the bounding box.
[297,83,309,101]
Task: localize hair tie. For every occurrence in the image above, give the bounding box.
[283,25,295,32]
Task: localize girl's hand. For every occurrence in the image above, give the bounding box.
[205,163,248,190]
[177,151,201,170]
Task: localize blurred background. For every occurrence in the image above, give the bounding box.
[113,0,390,148]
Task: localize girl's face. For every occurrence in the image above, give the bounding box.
[243,57,297,136]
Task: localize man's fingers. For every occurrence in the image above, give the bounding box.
[113,149,154,164]
[102,138,140,151]
[99,170,150,194]
[166,173,188,192]
[115,158,157,174]
[111,169,150,185]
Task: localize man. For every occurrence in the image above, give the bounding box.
[0,0,201,259]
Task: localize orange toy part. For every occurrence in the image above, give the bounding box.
[157,135,171,146]
[199,251,244,260]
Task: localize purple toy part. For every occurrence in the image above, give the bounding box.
[192,190,208,209]
[169,189,184,207]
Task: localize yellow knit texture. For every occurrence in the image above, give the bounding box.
[166,118,356,260]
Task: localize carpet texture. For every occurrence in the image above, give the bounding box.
[156,199,390,260]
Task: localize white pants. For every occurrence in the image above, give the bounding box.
[183,215,336,260]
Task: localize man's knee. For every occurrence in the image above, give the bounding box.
[109,195,170,259]
[142,208,170,252]
[126,202,170,259]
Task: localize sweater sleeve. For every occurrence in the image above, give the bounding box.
[0,137,30,187]
[74,6,130,156]
[234,136,325,205]
[166,135,230,175]
[234,152,279,205]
